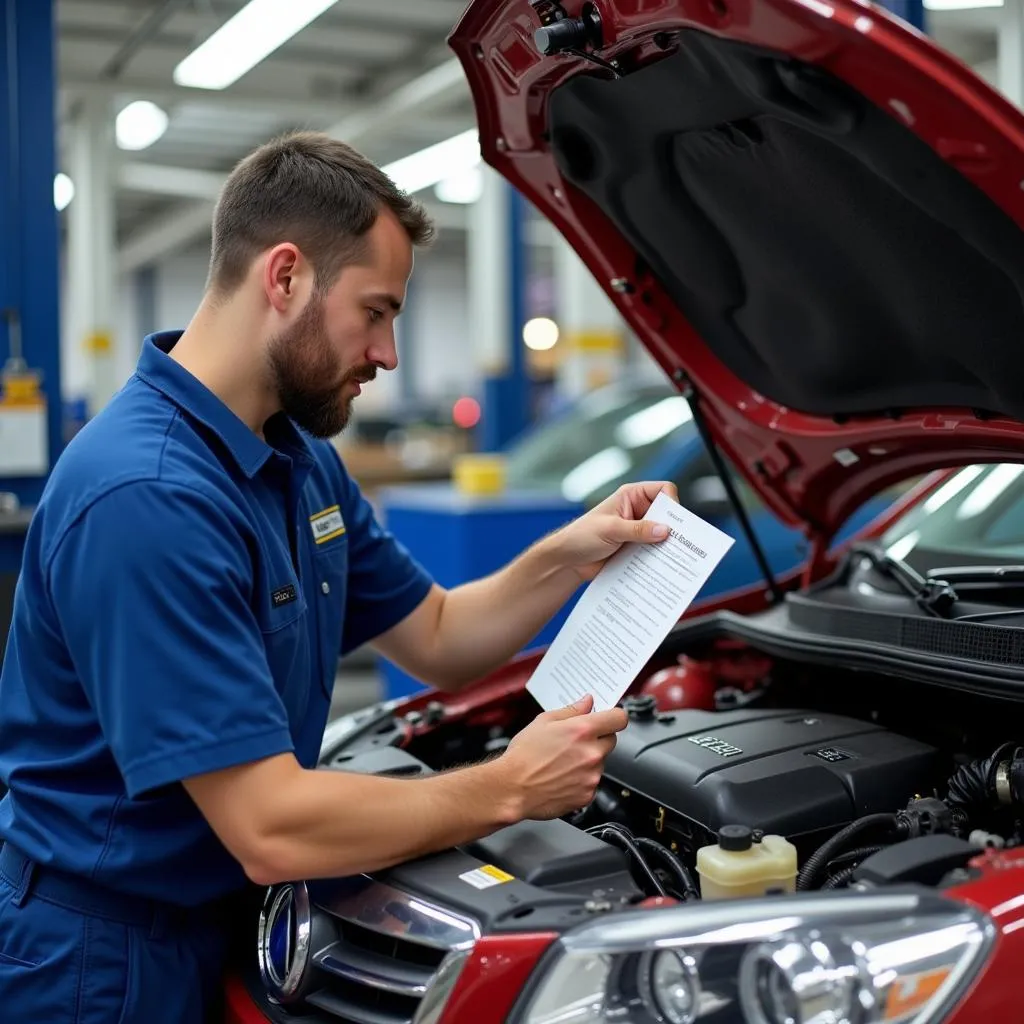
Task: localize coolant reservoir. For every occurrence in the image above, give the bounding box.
[696,825,798,900]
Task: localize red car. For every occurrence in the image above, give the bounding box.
[225,0,1024,1021]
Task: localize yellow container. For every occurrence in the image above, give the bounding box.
[452,453,506,496]
[696,826,798,900]
[1,368,43,405]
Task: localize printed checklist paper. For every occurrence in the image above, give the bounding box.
[527,492,736,713]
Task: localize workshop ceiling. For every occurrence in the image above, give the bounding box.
[56,0,477,263]
[54,0,1003,271]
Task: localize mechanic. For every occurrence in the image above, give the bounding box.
[0,130,676,1023]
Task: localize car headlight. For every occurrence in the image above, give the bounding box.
[513,890,993,1024]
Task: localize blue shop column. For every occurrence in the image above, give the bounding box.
[0,0,62,503]
[0,0,62,659]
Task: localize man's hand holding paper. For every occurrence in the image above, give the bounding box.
[529,488,736,713]
[546,480,681,582]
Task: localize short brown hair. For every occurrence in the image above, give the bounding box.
[207,130,435,295]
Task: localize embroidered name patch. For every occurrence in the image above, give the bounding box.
[310,505,346,544]
[271,584,297,608]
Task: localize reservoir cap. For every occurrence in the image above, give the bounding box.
[717,825,754,851]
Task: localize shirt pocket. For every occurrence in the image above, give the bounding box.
[256,572,310,723]
[312,538,349,700]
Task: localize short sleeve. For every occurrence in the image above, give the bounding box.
[332,452,434,655]
[48,481,295,799]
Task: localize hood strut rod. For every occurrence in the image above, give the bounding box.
[678,375,783,604]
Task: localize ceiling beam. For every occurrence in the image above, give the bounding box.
[59,24,405,70]
[58,0,464,33]
[118,162,224,201]
[324,58,468,141]
[62,56,470,134]
[61,78,350,122]
[95,0,190,80]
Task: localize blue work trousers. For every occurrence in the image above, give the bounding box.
[0,844,232,1023]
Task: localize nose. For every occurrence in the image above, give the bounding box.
[368,328,398,373]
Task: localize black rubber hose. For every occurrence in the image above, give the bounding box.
[634,837,701,901]
[826,844,885,870]
[819,845,886,892]
[946,743,1021,825]
[822,865,857,890]
[588,825,666,897]
[797,814,900,891]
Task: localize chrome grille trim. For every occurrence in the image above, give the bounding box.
[307,875,481,952]
[313,946,431,998]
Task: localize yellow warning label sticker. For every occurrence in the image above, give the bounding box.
[459,864,514,889]
[480,864,513,881]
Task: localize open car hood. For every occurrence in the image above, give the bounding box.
[448,0,1024,544]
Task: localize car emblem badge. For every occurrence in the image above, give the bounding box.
[258,882,312,1005]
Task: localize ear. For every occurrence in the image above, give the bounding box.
[262,243,307,314]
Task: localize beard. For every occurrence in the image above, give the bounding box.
[267,296,376,439]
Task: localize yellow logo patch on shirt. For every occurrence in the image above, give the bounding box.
[310,505,346,544]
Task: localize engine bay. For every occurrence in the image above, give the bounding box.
[323,634,1024,908]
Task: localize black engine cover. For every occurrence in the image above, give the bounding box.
[602,707,938,854]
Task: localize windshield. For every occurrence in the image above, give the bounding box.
[881,463,1024,571]
[504,385,697,505]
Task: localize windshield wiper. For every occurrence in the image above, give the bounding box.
[925,565,1024,588]
[850,544,959,618]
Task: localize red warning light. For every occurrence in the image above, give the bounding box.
[452,396,481,429]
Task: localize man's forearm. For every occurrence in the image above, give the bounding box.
[428,530,581,689]
[186,694,625,885]
[239,757,520,884]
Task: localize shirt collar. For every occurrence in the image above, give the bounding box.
[136,331,314,478]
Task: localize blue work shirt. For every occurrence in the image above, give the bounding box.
[0,331,433,906]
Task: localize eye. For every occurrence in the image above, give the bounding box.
[368,308,384,324]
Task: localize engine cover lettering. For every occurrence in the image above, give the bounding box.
[688,734,743,758]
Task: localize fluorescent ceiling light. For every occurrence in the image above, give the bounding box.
[434,165,483,204]
[382,130,481,196]
[54,173,74,211]
[116,100,169,151]
[174,0,338,90]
